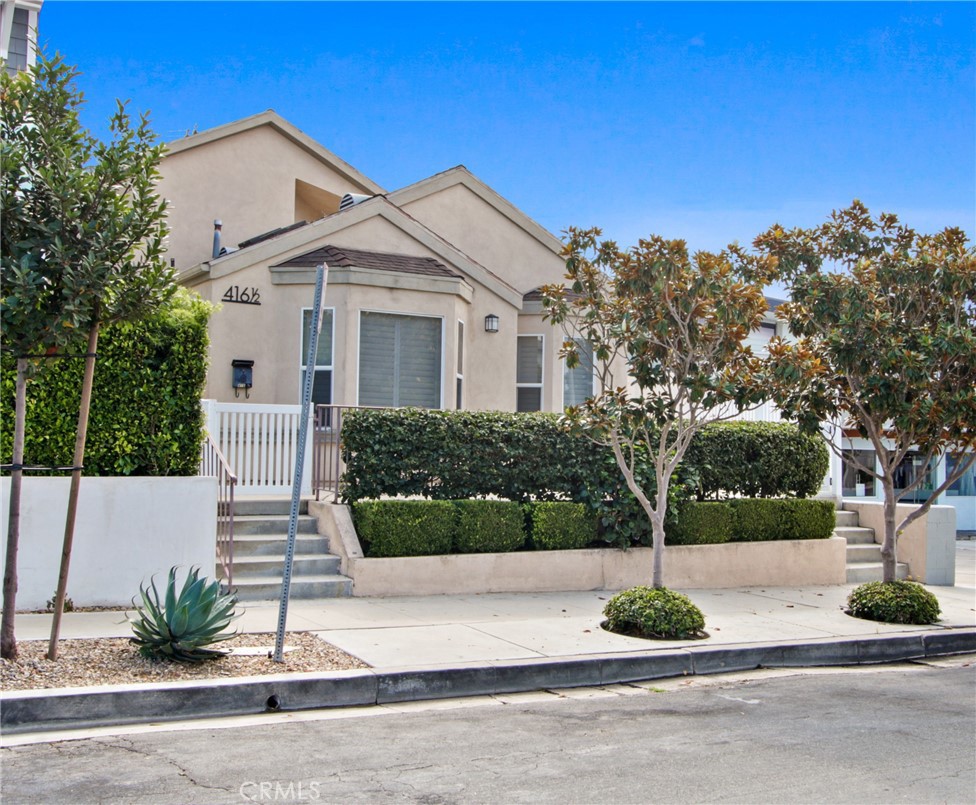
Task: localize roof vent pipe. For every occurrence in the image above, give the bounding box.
[212,219,222,259]
[339,193,373,212]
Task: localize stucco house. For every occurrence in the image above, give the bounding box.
[164,111,587,414]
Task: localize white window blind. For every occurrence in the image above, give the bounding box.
[516,335,544,412]
[359,311,442,408]
[563,338,594,408]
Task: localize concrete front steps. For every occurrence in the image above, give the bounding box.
[219,498,352,601]
[835,508,908,583]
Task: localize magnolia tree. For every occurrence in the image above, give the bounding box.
[542,228,774,588]
[1,53,173,659]
[756,202,976,582]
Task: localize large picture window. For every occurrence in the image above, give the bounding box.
[359,311,442,408]
[516,335,544,412]
[300,308,334,404]
[563,337,594,408]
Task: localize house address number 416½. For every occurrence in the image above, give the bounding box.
[222,286,261,305]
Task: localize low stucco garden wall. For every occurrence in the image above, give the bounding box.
[1,477,217,610]
[311,502,848,596]
[842,500,956,585]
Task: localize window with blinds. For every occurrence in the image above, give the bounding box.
[516,335,544,412]
[563,337,594,408]
[359,311,442,408]
[300,308,334,404]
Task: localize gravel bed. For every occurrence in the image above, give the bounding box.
[1,633,369,692]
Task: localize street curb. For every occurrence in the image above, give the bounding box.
[3,627,974,735]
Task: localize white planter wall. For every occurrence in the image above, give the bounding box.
[1,477,217,610]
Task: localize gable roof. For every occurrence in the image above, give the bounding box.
[183,195,524,308]
[274,244,462,279]
[388,166,564,255]
[164,110,385,196]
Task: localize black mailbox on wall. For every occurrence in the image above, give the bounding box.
[232,359,254,398]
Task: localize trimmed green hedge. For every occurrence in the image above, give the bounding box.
[684,421,829,499]
[340,410,831,548]
[350,497,834,557]
[353,500,455,557]
[340,409,602,503]
[667,502,734,545]
[1,289,212,476]
[454,500,525,553]
[530,502,598,550]
[730,499,835,542]
[667,499,834,545]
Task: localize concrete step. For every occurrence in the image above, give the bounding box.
[846,562,909,584]
[834,510,859,527]
[230,534,329,557]
[233,498,309,517]
[846,543,883,563]
[222,554,341,578]
[228,574,353,601]
[834,526,877,545]
[233,514,318,536]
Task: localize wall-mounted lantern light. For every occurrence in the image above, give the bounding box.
[232,359,254,399]
[484,314,499,333]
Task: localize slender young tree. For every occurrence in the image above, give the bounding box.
[757,201,976,582]
[542,228,775,588]
[1,52,173,659]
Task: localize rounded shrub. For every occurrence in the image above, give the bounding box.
[530,502,597,550]
[846,581,941,625]
[453,500,526,553]
[602,586,707,640]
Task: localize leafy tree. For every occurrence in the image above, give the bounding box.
[1,52,173,659]
[757,201,976,582]
[542,228,774,588]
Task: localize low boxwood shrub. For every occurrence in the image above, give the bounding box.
[453,500,526,553]
[846,581,941,625]
[667,502,734,545]
[352,501,455,558]
[730,499,835,542]
[530,502,597,550]
[602,586,707,640]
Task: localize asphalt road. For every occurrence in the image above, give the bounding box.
[3,660,974,805]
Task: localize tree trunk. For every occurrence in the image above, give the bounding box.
[650,467,671,589]
[47,325,100,660]
[880,476,898,583]
[1,359,29,660]
[650,513,666,589]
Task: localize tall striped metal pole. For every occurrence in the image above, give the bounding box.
[274,264,327,662]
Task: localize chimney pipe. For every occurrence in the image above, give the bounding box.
[212,219,222,259]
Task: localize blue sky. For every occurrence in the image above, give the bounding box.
[40,1,975,254]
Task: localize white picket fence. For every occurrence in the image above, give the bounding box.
[201,400,313,496]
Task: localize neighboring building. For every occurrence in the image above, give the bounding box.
[164,111,577,414]
[0,0,41,75]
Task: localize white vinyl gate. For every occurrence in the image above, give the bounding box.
[202,400,312,496]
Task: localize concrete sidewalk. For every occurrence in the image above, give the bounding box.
[4,544,974,736]
[14,544,976,667]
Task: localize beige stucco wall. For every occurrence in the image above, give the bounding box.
[311,503,847,595]
[193,233,529,410]
[399,182,565,294]
[159,125,372,272]
[843,501,957,585]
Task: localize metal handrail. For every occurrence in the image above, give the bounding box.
[200,432,238,587]
[312,404,385,503]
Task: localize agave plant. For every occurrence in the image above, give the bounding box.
[129,567,239,662]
